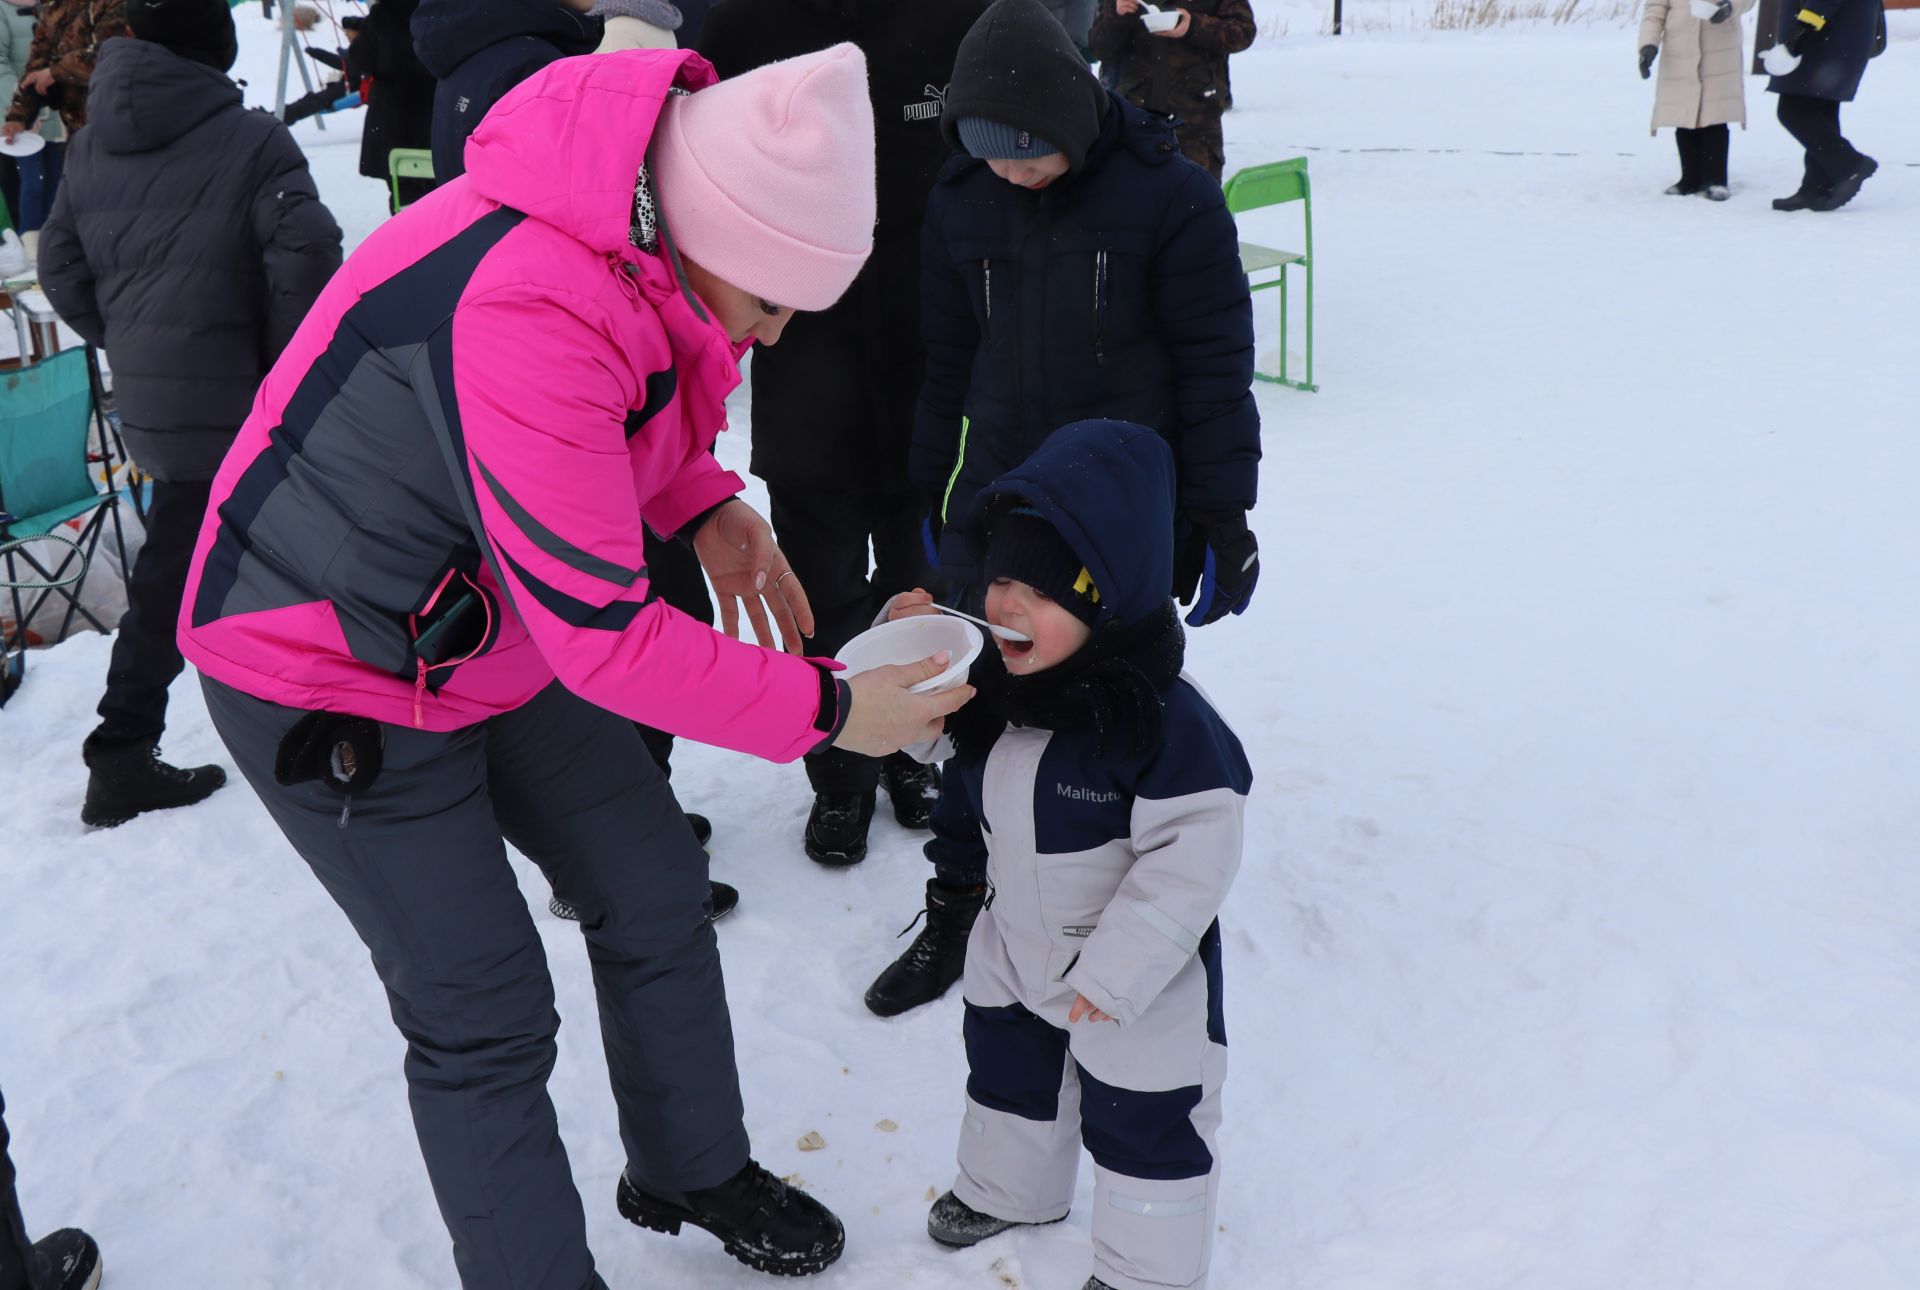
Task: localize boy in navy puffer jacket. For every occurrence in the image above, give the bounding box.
[884,420,1250,1290]
[867,0,1260,1021]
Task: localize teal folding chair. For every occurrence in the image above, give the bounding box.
[1225,158,1316,392]
[2,347,133,666]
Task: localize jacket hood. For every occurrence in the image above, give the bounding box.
[462,47,717,258]
[412,0,603,77]
[967,419,1176,628]
[85,38,242,155]
[942,0,1107,173]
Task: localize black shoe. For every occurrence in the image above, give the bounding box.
[804,792,875,866]
[926,1190,1065,1248]
[1808,156,1877,211]
[686,812,714,848]
[1082,1280,1118,1290]
[1664,181,1699,196]
[618,1160,845,1276]
[1773,187,1823,211]
[81,743,226,828]
[550,880,737,924]
[1703,184,1729,202]
[864,880,986,1017]
[879,753,941,829]
[30,1228,102,1290]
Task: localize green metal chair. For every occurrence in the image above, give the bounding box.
[1,347,132,661]
[388,148,436,211]
[1225,157,1316,392]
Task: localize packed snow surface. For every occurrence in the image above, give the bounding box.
[4,7,1919,1288]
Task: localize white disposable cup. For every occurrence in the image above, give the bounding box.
[1141,9,1182,30]
[835,616,983,696]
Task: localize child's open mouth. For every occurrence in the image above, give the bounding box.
[997,636,1035,662]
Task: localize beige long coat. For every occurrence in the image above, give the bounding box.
[1639,0,1757,132]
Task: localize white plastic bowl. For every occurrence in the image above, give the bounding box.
[1687,0,1719,18]
[0,131,46,158]
[835,615,983,695]
[1141,9,1182,31]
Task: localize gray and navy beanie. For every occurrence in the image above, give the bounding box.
[984,505,1102,627]
[956,116,1061,162]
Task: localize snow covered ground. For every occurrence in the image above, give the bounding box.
[5,8,1920,1289]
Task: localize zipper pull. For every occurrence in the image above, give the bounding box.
[414,658,428,729]
[338,795,352,829]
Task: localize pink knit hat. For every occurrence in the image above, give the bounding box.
[652,44,876,313]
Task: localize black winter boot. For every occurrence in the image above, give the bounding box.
[1808,156,1877,211]
[927,1189,1065,1248]
[804,791,875,865]
[879,753,941,829]
[617,1160,845,1276]
[29,1228,102,1290]
[864,880,986,1017]
[81,743,226,828]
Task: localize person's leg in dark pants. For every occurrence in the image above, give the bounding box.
[1672,127,1703,193]
[204,679,609,1290]
[1775,94,1873,208]
[2,1088,102,1290]
[81,476,226,827]
[768,486,937,863]
[1699,123,1730,190]
[1176,115,1226,183]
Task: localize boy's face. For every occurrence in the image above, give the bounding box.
[986,577,1092,674]
[987,154,1070,191]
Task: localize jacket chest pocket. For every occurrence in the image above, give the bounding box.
[1049,234,1151,367]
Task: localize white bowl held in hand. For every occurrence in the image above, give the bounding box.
[1688,0,1719,19]
[836,615,983,696]
[1141,7,1182,31]
[0,130,46,158]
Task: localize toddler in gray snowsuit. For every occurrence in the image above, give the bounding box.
[886,419,1251,1290]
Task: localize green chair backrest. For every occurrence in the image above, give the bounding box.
[1224,157,1309,215]
[390,148,435,182]
[0,349,96,524]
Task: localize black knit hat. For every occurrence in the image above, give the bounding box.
[128,0,238,72]
[941,0,1109,174]
[984,506,1102,627]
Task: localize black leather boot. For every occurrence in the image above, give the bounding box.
[80,743,226,828]
[617,1159,845,1276]
[804,791,875,865]
[878,753,941,829]
[864,880,986,1017]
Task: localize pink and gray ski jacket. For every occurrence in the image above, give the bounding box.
[178,49,840,762]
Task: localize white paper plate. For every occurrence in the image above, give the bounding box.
[0,131,46,158]
[835,615,983,696]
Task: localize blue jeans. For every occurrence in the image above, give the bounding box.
[16,141,63,233]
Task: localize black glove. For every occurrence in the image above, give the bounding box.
[1172,511,1258,628]
[1638,44,1658,78]
[1709,0,1733,23]
[1784,15,1819,54]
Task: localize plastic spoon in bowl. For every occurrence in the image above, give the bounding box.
[935,602,1031,643]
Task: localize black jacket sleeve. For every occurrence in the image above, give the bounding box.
[909,183,980,510]
[1088,0,1143,66]
[36,177,106,348]
[250,123,345,363]
[1150,165,1260,514]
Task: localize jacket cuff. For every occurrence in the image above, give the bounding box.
[1062,959,1135,1028]
[807,666,851,753]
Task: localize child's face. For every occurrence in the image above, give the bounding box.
[986,577,1092,674]
[987,154,1071,191]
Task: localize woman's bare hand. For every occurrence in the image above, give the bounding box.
[832,653,974,756]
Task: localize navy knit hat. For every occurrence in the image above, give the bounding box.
[984,506,1102,626]
[956,115,1061,161]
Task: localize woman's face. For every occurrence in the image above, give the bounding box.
[987,154,1071,191]
[681,257,797,347]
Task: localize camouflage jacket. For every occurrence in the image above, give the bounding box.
[1088,0,1254,122]
[5,0,131,131]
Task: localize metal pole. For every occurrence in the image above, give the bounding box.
[1333,0,1343,33]
[275,2,327,129]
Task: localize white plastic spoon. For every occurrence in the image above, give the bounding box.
[936,602,1031,643]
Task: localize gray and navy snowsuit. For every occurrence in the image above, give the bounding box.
[919,421,1252,1290]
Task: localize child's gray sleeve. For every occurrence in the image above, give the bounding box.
[1064,695,1252,1026]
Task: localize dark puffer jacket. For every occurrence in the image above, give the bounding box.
[1754,0,1882,102]
[411,0,602,181]
[1088,0,1255,126]
[352,0,436,182]
[913,0,1258,586]
[36,37,343,482]
[697,0,990,494]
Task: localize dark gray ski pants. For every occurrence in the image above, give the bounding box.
[204,677,749,1290]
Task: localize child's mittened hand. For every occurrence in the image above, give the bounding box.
[1069,994,1113,1023]
[887,589,940,622]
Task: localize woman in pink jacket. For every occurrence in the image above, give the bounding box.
[178,45,968,1288]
